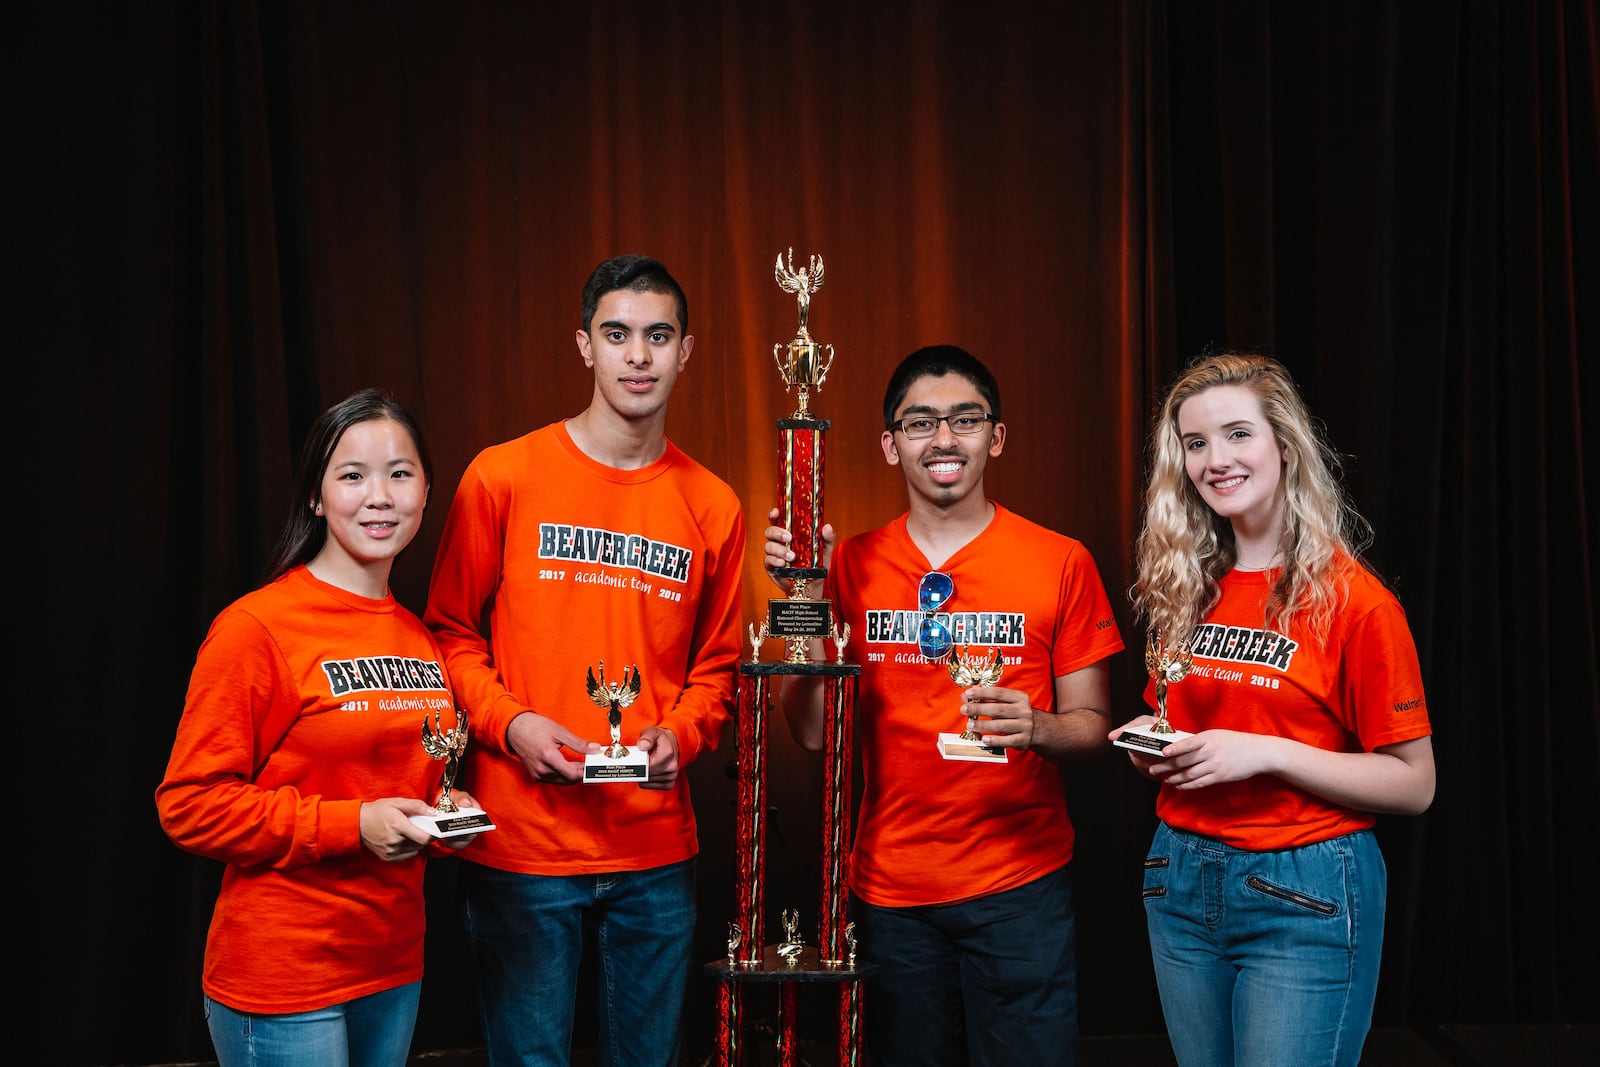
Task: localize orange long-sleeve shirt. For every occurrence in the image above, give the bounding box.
[424,422,744,875]
[157,567,455,1013]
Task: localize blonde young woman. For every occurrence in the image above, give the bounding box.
[1111,354,1435,1067]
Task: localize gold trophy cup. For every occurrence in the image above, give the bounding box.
[772,248,835,420]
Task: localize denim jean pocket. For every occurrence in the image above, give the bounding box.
[1142,855,1170,899]
[1244,873,1338,915]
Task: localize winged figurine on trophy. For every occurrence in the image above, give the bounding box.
[583,661,650,782]
[937,647,1010,763]
[409,706,495,837]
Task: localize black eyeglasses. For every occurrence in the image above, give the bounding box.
[891,412,996,440]
[918,571,955,660]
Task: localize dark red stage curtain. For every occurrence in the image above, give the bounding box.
[17,1,1594,1063]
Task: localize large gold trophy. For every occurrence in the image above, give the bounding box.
[709,250,867,1067]
[763,249,846,664]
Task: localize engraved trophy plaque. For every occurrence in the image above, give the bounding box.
[582,661,650,782]
[1114,629,1195,755]
[410,706,496,838]
[937,646,1010,762]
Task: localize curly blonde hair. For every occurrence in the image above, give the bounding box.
[1133,353,1373,648]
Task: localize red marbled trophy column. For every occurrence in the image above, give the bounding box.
[779,421,824,570]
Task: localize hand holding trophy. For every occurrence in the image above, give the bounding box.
[1113,630,1195,754]
[583,661,650,782]
[937,646,1010,763]
[410,706,496,838]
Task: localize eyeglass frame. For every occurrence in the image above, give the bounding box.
[889,410,998,440]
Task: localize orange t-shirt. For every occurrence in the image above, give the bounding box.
[1153,562,1433,850]
[424,422,744,875]
[829,505,1124,907]
[156,567,455,1013]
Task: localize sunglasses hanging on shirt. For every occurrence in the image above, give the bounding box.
[917,571,955,661]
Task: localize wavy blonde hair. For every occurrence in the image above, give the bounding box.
[1134,353,1373,648]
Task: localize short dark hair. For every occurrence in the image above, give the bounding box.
[580,254,689,336]
[262,388,433,584]
[881,345,1002,429]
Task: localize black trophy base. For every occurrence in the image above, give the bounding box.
[1113,724,1192,755]
[410,807,495,838]
[583,751,650,782]
[772,566,828,582]
[741,660,861,678]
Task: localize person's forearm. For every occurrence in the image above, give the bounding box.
[1270,735,1435,815]
[1031,705,1113,761]
[779,669,827,750]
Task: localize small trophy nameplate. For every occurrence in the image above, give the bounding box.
[583,661,650,782]
[937,646,1009,763]
[767,585,833,639]
[1114,630,1195,755]
[411,706,496,838]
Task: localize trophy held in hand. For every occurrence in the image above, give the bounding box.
[410,706,495,838]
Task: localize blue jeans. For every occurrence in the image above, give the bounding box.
[852,864,1078,1067]
[459,858,696,1067]
[1142,822,1387,1067]
[203,981,420,1067]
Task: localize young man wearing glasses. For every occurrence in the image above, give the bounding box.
[764,345,1122,1067]
[427,255,745,1065]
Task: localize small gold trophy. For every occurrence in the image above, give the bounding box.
[776,907,807,966]
[936,646,1009,763]
[582,661,650,782]
[1114,629,1195,755]
[410,706,495,837]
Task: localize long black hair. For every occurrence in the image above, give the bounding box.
[261,389,434,584]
